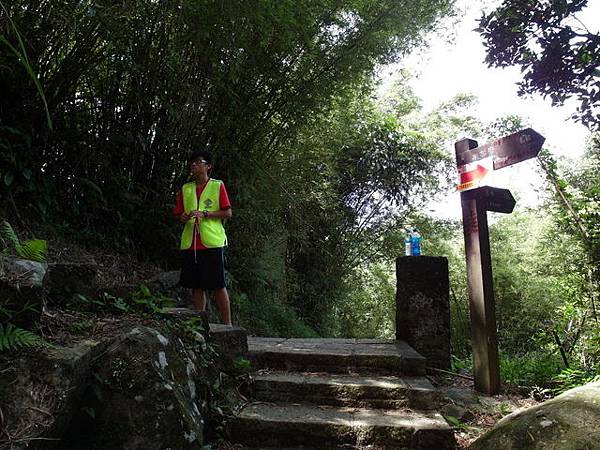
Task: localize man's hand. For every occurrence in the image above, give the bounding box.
[180,212,192,223]
[189,210,205,220]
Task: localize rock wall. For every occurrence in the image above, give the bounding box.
[0,323,247,449]
[63,326,206,449]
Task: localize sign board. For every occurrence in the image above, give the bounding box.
[455,129,545,191]
[463,186,516,213]
[456,145,491,166]
[490,128,545,170]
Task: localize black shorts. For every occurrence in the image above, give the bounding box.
[179,248,226,290]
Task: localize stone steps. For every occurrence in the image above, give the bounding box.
[226,337,454,449]
[248,337,426,375]
[228,403,454,449]
[253,371,441,410]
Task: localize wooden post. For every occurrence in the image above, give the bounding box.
[455,138,501,394]
[454,129,543,393]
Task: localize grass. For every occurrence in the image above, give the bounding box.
[497,351,596,395]
[500,351,564,388]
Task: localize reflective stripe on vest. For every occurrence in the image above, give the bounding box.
[180,179,227,249]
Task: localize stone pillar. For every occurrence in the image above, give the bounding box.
[396,256,450,369]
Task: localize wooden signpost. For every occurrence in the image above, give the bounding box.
[455,129,545,394]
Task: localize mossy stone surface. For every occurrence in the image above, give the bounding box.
[62,326,205,450]
[470,381,600,450]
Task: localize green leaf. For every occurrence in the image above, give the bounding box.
[0,323,47,351]
[1,220,23,254]
[140,284,151,297]
[0,220,48,261]
[444,415,462,427]
[4,172,14,186]
[19,239,47,262]
[113,298,130,312]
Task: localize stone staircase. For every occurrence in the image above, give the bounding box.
[226,337,455,449]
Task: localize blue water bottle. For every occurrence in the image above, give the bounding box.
[410,228,421,256]
[405,230,412,256]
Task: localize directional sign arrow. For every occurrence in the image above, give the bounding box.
[491,128,545,170]
[455,128,545,170]
[463,186,516,213]
[460,164,489,184]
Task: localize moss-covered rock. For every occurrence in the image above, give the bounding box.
[1,312,248,449]
[470,381,600,450]
[62,326,205,450]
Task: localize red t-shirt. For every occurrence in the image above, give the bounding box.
[173,179,231,250]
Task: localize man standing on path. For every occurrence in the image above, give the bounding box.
[173,150,233,326]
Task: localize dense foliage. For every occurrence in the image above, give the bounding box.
[478,0,600,129]
[1,0,597,392]
[1,0,455,333]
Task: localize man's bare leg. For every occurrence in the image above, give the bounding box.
[192,289,206,311]
[214,287,232,325]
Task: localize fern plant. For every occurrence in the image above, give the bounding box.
[0,323,47,351]
[552,367,599,395]
[0,220,47,262]
[131,284,175,315]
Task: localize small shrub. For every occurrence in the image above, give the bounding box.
[444,415,476,432]
[130,284,175,314]
[498,402,512,416]
[232,357,252,374]
[450,354,472,373]
[69,319,95,334]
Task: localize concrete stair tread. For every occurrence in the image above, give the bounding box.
[248,337,426,375]
[238,402,448,427]
[249,337,420,353]
[235,447,384,450]
[254,371,435,391]
[229,402,454,449]
[252,371,441,411]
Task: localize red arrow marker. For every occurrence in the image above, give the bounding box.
[460,164,489,184]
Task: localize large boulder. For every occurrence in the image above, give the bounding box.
[149,270,181,292]
[470,381,600,450]
[0,316,250,449]
[62,326,206,450]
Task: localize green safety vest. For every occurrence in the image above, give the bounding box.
[180,179,227,249]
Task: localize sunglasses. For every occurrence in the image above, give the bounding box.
[190,159,208,166]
